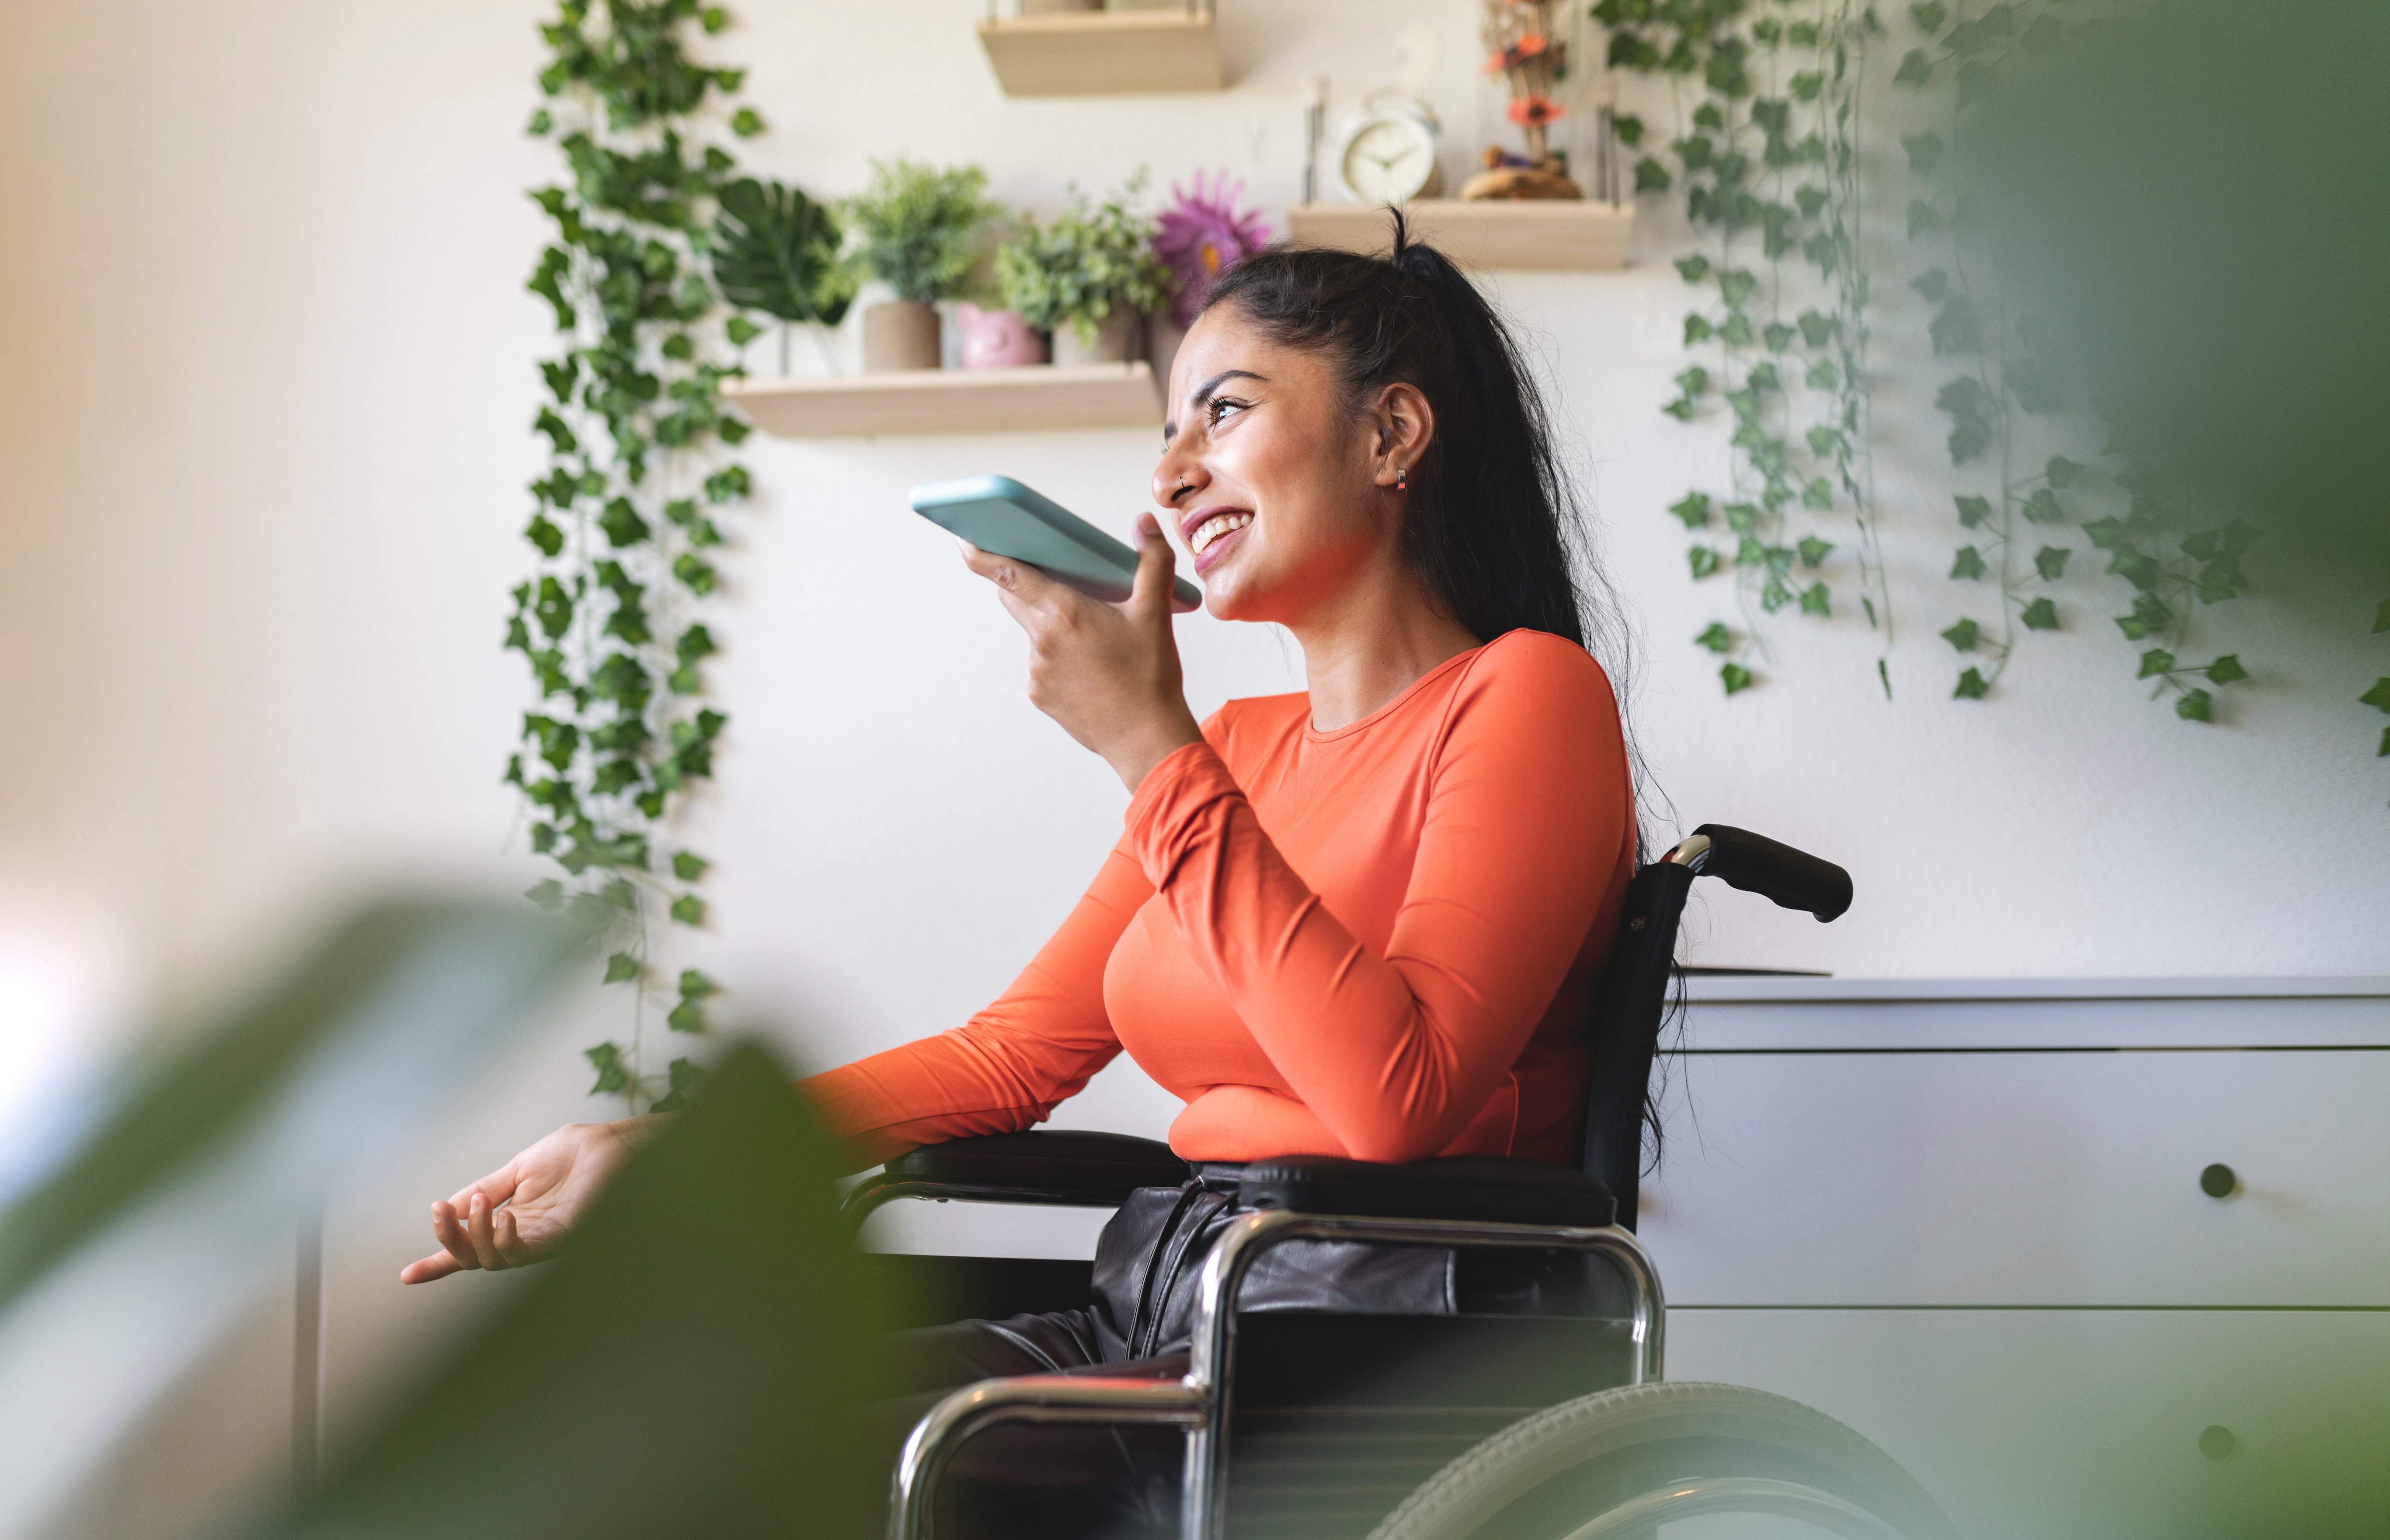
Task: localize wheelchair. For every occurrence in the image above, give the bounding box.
[847,826,1955,1540]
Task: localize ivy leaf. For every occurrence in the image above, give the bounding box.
[2378,724,2390,758]
[1673,254,1711,284]
[1909,267,1949,303]
[1954,494,1991,528]
[726,315,763,347]
[1718,313,1753,347]
[2360,678,2390,713]
[1953,668,1989,700]
[1796,309,1838,348]
[534,575,575,639]
[1613,114,1645,147]
[583,1041,629,1096]
[1668,492,1713,530]
[524,878,565,911]
[2045,455,2085,489]
[1941,618,1981,652]
[2019,597,2059,631]
[1724,502,1760,534]
[1799,582,1831,618]
[1695,622,1733,654]
[1906,198,1942,241]
[702,6,728,33]
[1901,131,1945,176]
[729,107,765,138]
[1683,314,1714,345]
[666,999,706,1033]
[603,951,641,984]
[1717,269,1759,308]
[2034,545,2072,581]
[2022,488,2064,525]
[1911,2,1948,33]
[1634,157,1674,194]
[651,1057,707,1111]
[598,498,652,547]
[1805,360,1838,390]
[1950,546,1987,581]
[2175,687,2214,723]
[704,465,750,504]
[2138,649,2178,679]
[1893,49,1932,86]
[1929,297,1980,356]
[678,968,719,1001]
[1720,662,1754,695]
[525,514,566,559]
[1794,184,1827,219]
[670,894,706,926]
[1761,576,1795,613]
[674,553,719,595]
[1763,322,1797,352]
[2370,597,2390,634]
[533,407,578,455]
[2206,654,2249,685]
[1801,479,1833,512]
[1688,546,1721,580]
[2221,518,2263,556]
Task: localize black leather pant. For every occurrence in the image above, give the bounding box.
[871,1166,1455,1539]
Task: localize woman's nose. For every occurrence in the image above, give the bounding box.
[1153,444,1206,508]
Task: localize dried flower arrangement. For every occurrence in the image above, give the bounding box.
[1465,0,1582,200]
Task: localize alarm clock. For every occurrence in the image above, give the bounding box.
[1337,97,1444,204]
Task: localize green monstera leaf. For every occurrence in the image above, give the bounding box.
[711,177,857,326]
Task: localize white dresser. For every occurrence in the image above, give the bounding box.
[1644,976,2390,1540]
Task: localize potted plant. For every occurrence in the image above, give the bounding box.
[994,176,1173,367]
[846,158,998,371]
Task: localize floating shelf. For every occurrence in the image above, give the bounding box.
[976,9,1224,97]
[723,362,1161,439]
[1287,199,1634,272]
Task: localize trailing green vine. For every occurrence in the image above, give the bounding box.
[1598,0,2293,728]
[1600,0,1891,698]
[507,0,764,1112]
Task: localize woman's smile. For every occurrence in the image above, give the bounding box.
[1181,504,1254,574]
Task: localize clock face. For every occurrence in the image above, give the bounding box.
[1342,116,1438,203]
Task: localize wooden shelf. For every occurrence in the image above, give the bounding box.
[722,361,1161,439]
[1287,200,1634,272]
[976,10,1223,97]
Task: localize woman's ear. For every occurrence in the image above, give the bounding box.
[1369,381,1435,486]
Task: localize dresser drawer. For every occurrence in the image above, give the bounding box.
[1639,1049,2390,1305]
[1669,1307,2390,1540]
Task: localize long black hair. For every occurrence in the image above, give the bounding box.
[1201,211,1654,855]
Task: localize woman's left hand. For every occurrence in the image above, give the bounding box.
[962,512,1204,792]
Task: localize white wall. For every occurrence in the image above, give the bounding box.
[3,0,2387,1533]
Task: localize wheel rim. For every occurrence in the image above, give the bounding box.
[1557,1475,1910,1540]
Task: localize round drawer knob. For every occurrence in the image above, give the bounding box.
[2198,1424,2236,1461]
[2200,1163,2238,1199]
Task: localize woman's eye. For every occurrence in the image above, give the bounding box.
[1207,397,1249,425]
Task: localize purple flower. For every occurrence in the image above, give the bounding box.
[1152,171,1271,328]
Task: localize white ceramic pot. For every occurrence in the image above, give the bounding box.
[1051,307,1143,367]
[861,300,941,372]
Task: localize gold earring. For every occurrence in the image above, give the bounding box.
[1394,465,1409,491]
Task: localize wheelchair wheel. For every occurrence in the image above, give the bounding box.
[1364,1382,1955,1540]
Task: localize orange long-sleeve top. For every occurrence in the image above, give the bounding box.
[800,628,1637,1171]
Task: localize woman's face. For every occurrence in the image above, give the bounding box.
[1152,305,1408,627]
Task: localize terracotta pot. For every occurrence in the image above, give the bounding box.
[862,300,941,372]
[1051,307,1143,367]
[955,303,1047,369]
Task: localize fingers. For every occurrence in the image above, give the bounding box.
[430,1199,479,1271]
[444,1163,521,1215]
[465,1192,509,1271]
[400,1249,465,1285]
[1126,513,1180,622]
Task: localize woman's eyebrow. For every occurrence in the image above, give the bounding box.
[1163,369,1270,440]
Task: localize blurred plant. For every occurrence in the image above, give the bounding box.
[711,176,858,373]
[1484,0,1571,167]
[846,158,999,304]
[995,174,1174,344]
[512,0,753,1111]
[1152,171,1270,328]
[1598,0,1887,699]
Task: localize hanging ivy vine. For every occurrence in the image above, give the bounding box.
[1601,0,1892,699]
[1599,0,2290,728]
[507,0,765,1112]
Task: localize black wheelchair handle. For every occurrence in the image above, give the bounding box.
[1689,824,1853,922]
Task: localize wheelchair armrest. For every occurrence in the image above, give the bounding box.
[850,1130,1190,1215]
[1238,1155,1617,1228]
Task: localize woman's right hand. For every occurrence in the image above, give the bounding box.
[399,1116,662,1284]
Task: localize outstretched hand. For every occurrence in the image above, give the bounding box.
[960,512,1204,792]
[399,1117,660,1284]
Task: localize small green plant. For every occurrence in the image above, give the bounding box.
[845,158,997,304]
[711,176,856,372]
[995,175,1174,343]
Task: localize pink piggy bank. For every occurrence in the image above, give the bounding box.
[956,303,1047,369]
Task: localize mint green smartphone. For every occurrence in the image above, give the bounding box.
[908,475,1203,613]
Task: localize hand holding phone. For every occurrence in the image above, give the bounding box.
[908,476,1203,613]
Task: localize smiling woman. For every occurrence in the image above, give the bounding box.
[405,217,1646,1536]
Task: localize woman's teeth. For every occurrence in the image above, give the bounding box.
[1190,512,1253,554]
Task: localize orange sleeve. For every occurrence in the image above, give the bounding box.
[1123,636,1631,1163]
[795,843,1152,1171]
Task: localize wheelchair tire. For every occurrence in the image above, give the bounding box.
[1364,1381,1956,1540]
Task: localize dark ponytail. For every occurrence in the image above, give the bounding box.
[1202,212,1653,850]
